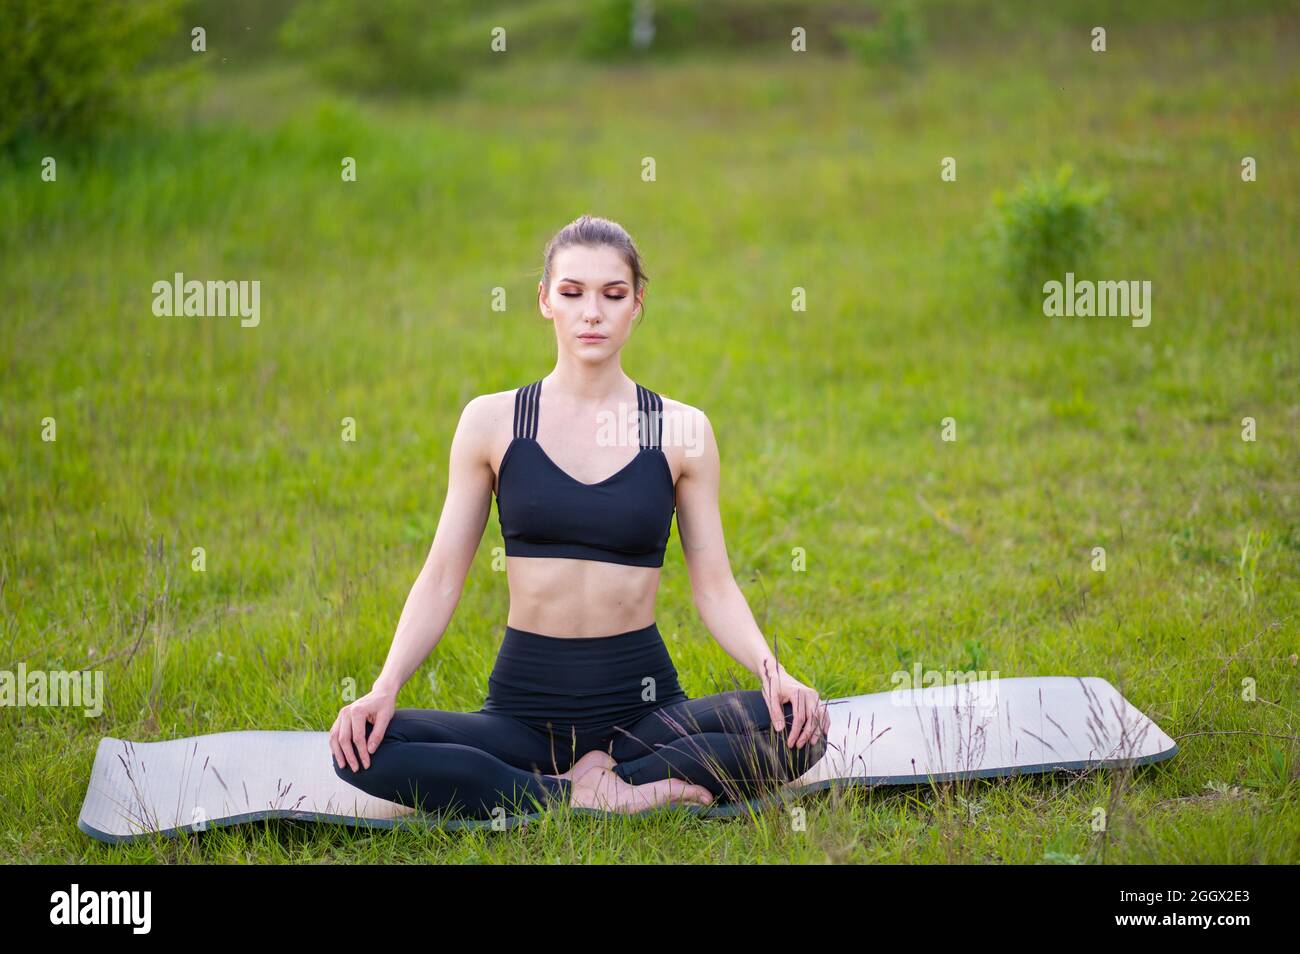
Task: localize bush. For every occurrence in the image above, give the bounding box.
[278,0,483,96]
[835,0,924,69]
[576,0,639,59]
[989,164,1112,306]
[0,0,186,147]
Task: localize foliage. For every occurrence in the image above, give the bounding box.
[835,0,924,69]
[989,164,1113,306]
[0,0,186,147]
[277,0,482,95]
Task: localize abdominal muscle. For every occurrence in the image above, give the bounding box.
[504,557,660,637]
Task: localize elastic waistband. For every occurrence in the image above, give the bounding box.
[502,620,660,647]
[484,620,687,728]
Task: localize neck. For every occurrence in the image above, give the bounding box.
[545,356,631,404]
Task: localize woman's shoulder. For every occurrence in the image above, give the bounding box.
[455,387,522,449]
[647,388,706,423]
[643,389,712,460]
[460,386,518,418]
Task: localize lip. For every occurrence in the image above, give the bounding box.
[577,334,607,341]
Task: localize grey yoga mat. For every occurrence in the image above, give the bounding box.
[78,675,1177,843]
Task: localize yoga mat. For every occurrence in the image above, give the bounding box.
[77,675,1177,843]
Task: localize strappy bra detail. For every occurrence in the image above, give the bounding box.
[495,378,675,567]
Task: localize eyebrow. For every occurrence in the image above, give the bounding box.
[557,278,629,287]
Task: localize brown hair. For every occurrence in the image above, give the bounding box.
[539,214,649,323]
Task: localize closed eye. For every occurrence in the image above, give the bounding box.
[561,292,625,299]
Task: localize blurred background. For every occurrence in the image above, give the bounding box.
[1,0,1296,861]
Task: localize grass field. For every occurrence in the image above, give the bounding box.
[1,3,1297,862]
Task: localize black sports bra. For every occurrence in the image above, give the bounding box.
[494,378,675,568]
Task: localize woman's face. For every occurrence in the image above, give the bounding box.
[538,244,642,360]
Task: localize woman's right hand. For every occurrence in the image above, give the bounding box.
[330,686,397,772]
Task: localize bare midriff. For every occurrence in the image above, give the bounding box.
[504,558,661,637]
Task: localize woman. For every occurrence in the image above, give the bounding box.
[331,214,829,822]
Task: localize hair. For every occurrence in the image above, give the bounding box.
[539,214,649,323]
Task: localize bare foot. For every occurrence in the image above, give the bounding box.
[569,766,714,814]
[549,749,616,784]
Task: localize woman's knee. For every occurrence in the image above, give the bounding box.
[710,695,827,780]
[332,746,376,786]
[332,753,385,801]
[721,692,824,746]
[770,700,828,776]
[786,729,827,777]
[707,690,777,734]
[331,722,400,784]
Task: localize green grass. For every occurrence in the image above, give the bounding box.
[1,6,1297,863]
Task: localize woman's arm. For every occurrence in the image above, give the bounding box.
[674,404,828,748]
[373,396,495,695]
[330,396,495,771]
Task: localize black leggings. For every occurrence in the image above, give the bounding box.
[333,622,826,820]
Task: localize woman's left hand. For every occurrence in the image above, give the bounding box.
[760,664,830,749]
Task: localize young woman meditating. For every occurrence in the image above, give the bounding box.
[330,214,829,821]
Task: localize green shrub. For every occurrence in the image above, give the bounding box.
[0,0,186,147]
[836,0,924,69]
[576,0,638,59]
[989,164,1112,306]
[278,0,482,96]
